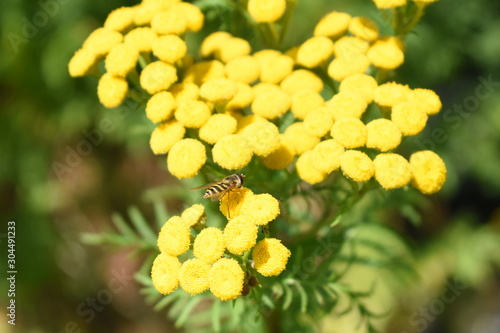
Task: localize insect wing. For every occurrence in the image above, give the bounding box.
[189,181,220,191]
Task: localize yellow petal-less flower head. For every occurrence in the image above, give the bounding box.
[326,91,368,120]
[152,35,187,64]
[170,82,200,104]
[83,28,123,57]
[348,17,379,41]
[158,216,191,256]
[104,7,135,32]
[413,0,440,4]
[146,91,176,124]
[181,204,206,228]
[172,2,204,32]
[254,51,294,84]
[240,193,280,225]
[296,36,334,68]
[373,153,413,189]
[280,69,324,95]
[247,0,286,23]
[236,114,268,132]
[310,139,345,174]
[410,150,447,194]
[183,60,226,86]
[225,56,260,84]
[374,82,411,108]
[314,11,352,38]
[193,227,225,264]
[200,78,238,104]
[303,107,335,137]
[365,118,402,152]
[175,100,212,128]
[367,37,405,70]
[124,27,158,52]
[151,10,187,35]
[179,258,210,295]
[283,122,321,155]
[327,54,371,82]
[261,137,295,170]
[68,48,99,77]
[330,117,367,148]
[209,258,244,301]
[134,1,166,26]
[200,32,232,58]
[150,119,186,154]
[167,138,206,179]
[140,61,178,95]
[391,102,429,136]
[251,89,290,119]
[333,36,370,58]
[339,74,378,104]
[372,0,407,9]
[220,187,254,219]
[224,216,258,255]
[291,90,325,120]
[199,114,237,144]
[151,253,181,295]
[241,121,281,157]
[212,134,253,170]
[215,37,252,63]
[105,43,139,77]
[340,150,374,182]
[252,238,291,277]
[226,83,255,110]
[97,73,128,108]
[406,88,442,115]
[296,150,327,184]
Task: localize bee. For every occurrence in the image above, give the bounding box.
[190,174,245,202]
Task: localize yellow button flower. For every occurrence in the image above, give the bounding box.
[83,27,123,56]
[200,32,232,57]
[251,89,290,119]
[105,43,139,77]
[209,258,244,301]
[327,54,371,81]
[151,10,187,35]
[158,216,191,256]
[331,118,367,149]
[283,122,321,155]
[372,0,407,9]
[236,114,268,132]
[281,69,324,95]
[212,134,253,170]
[333,36,369,58]
[247,0,286,23]
[240,193,280,225]
[193,227,225,264]
[199,114,237,144]
[367,37,405,70]
[339,74,378,104]
[146,91,176,124]
[167,138,206,179]
[175,100,212,128]
[104,7,135,32]
[124,27,158,52]
[340,150,374,182]
[252,82,282,96]
[261,138,295,170]
[215,37,252,63]
[170,82,200,104]
[224,216,258,255]
[226,83,255,110]
[406,88,442,115]
[373,153,412,189]
[225,56,260,84]
[184,60,226,85]
[374,82,411,108]
[310,139,345,174]
[152,35,187,64]
[179,258,210,295]
[220,187,254,219]
[303,107,335,137]
[410,151,447,194]
[240,121,281,157]
[391,102,429,136]
[140,61,178,94]
[151,253,181,295]
[252,238,291,277]
[326,91,367,120]
[365,119,402,152]
[68,48,99,77]
[296,150,327,184]
[200,78,238,103]
[348,17,379,41]
[254,50,294,84]
[181,204,206,227]
[172,2,204,32]
[314,11,352,38]
[134,2,165,26]
[296,36,334,68]
[97,73,128,108]
[291,90,325,120]
[150,120,185,154]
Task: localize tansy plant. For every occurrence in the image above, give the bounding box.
[74,0,446,331]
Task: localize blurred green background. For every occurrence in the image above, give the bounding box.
[1,0,500,332]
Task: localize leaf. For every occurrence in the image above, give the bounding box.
[175,296,203,327]
[128,206,157,245]
[212,299,221,333]
[292,281,308,313]
[282,284,293,311]
[154,294,178,312]
[153,199,169,230]
[111,213,136,239]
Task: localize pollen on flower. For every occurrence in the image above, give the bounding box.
[331,117,367,148]
[240,121,281,156]
[391,102,429,136]
[224,216,258,255]
[152,35,187,64]
[247,0,286,23]
[251,89,290,119]
[97,73,128,108]
[310,139,345,174]
[124,27,158,52]
[140,61,178,94]
[225,56,260,84]
[296,36,334,68]
[254,50,294,84]
[261,138,295,170]
[367,37,405,70]
[283,122,321,155]
[374,82,411,108]
[151,10,187,35]
[339,74,378,104]
[281,69,323,95]
[406,88,442,115]
[296,150,327,185]
[68,48,99,77]
[372,0,407,9]
[183,60,226,85]
[220,187,254,219]
[208,258,244,301]
[199,114,237,144]
[146,91,176,124]
[175,100,212,128]
[373,153,413,190]
[215,37,252,63]
[200,78,238,103]
[303,107,335,137]
[340,150,374,182]
[150,120,186,154]
[333,36,370,58]
[181,204,206,227]
[365,118,402,152]
[151,253,181,295]
[240,193,280,225]
[104,7,135,32]
[252,238,291,277]
[193,227,225,264]
[212,134,253,170]
[348,17,379,41]
[314,11,352,38]
[167,138,206,179]
[226,83,255,110]
[157,216,191,256]
[326,91,368,120]
[327,54,371,81]
[291,90,325,120]
[83,28,123,56]
[410,151,447,194]
[178,259,210,295]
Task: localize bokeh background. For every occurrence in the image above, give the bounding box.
[1,0,500,332]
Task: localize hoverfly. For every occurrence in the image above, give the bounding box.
[190,174,245,201]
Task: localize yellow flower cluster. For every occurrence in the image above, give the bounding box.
[152,192,290,301]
